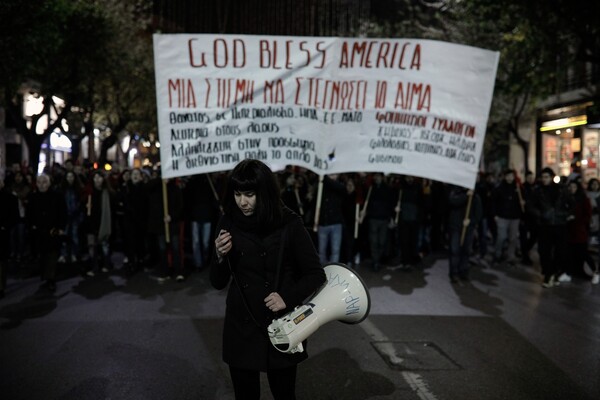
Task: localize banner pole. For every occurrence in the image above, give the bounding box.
[206,174,224,215]
[354,203,360,239]
[294,188,304,216]
[359,186,372,225]
[313,175,324,232]
[394,190,402,225]
[162,179,170,244]
[460,191,473,246]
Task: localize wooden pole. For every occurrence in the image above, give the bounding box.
[312,175,324,232]
[206,174,224,215]
[394,190,403,225]
[460,191,474,246]
[359,185,372,224]
[354,203,360,239]
[294,188,304,216]
[162,179,170,244]
[86,194,92,217]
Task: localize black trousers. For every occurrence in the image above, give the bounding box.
[229,365,297,400]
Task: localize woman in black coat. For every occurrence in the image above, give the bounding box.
[210,159,326,400]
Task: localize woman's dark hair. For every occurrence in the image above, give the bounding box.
[569,180,586,201]
[91,170,114,193]
[587,178,600,191]
[223,159,283,229]
[60,170,83,191]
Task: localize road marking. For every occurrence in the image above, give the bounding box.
[361,318,439,400]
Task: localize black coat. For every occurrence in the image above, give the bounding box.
[27,190,67,252]
[210,207,325,371]
[0,189,19,259]
[493,181,523,219]
[528,183,574,226]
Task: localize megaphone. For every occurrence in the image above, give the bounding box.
[267,263,371,354]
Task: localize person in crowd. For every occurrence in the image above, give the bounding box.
[484,172,498,245]
[519,171,538,265]
[447,186,482,283]
[429,180,448,253]
[210,159,325,400]
[560,179,597,283]
[528,168,575,288]
[9,171,31,262]
[397,175,423,268]
[585,178,600,239]
[113,169,131,254]
[473,172,493,267]
[147,176,185,282]
[492,169,524,266]
[341,177,360,268]
[84,171,115,277]
[185,173,220,271]
[0,178,19,298]
[361,173,395,271]
[417,178,433,259]
[58,171,84,264]
[315,174,346,264]
[122,168,148,275]
[27,174,67,292]
[281,174,301,216]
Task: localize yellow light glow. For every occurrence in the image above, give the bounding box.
[540,115,587,132]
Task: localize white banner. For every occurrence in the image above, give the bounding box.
[153,34,499,188]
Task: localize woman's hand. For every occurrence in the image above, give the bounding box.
[265,292,287,313]
[215,229,232,259]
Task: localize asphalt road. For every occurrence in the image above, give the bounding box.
[1,252,599,400]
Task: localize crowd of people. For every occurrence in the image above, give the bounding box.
[1,159,599,298]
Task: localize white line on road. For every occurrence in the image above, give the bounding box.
[360,318,440,400]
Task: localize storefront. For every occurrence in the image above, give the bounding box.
[536,100,600,183]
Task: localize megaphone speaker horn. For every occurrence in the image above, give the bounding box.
[268,263,371,354]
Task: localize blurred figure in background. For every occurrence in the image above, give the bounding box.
[0,178,19,297]
[84,171,115,277]
[27,174,66,292]
[58,171,84,264]
[447,186,482,283]
[528,168,575,288]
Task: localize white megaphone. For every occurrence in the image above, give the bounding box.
[267,263,371,354]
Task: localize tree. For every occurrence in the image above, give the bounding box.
[0,0,154,170]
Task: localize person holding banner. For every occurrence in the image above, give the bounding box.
[361,173,395,272]
[315,174,346,265]
[146,176,184,282]
[447,186,482,283]
[210,159,326,400]
[184,174,220,272]
[341,177,360,268]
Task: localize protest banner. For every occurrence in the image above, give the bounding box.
[153,34,499,188]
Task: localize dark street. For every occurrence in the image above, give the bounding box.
[1,252,598,400]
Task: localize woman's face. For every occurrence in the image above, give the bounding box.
[568,182,577,194]
[131,169,143,184]
[235,190,256,216]
[93,173,104,189]
[591,180,600,191]
[66,172,75,185]
[346,180,355,193]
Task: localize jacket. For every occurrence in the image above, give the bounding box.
[493,181,523,219]
[210,207,326,371]
[447,187,482,231]
[528,184,574,227]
